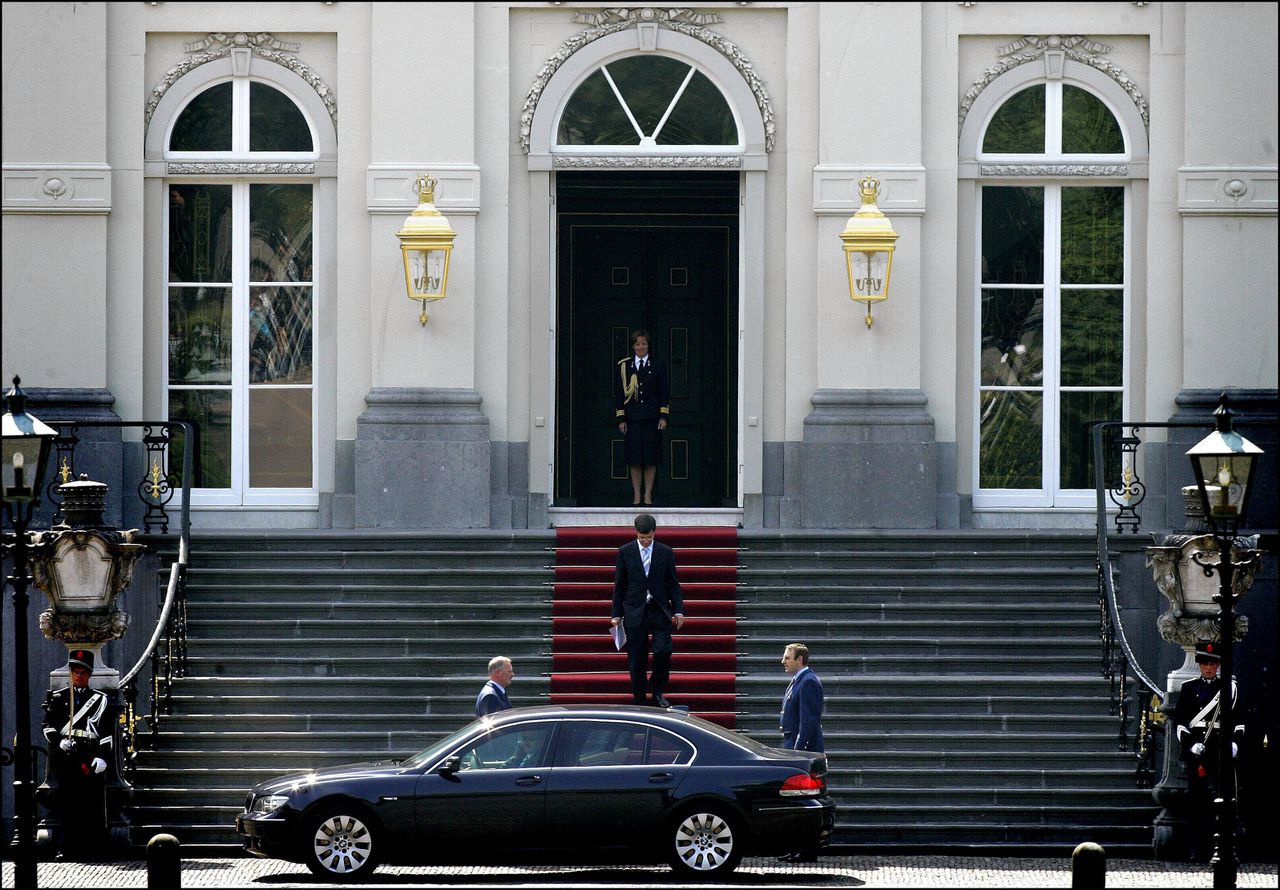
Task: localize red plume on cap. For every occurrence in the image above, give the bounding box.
[68,649,94,671]
[1194,641,1221,663]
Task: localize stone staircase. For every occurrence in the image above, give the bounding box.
[123,529,1157,855]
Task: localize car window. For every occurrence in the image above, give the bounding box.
[454,723,553,771]
[647,728,694,765]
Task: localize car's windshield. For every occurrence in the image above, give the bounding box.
[400,721,483,769]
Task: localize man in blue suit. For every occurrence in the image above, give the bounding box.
[475,656,515,716]
[780,643,824,752]
[611,514,684,707]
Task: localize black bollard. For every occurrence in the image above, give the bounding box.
[1071,841,1106,889]
[147,833,182,889]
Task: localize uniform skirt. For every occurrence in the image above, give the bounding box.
[624,417,663,466]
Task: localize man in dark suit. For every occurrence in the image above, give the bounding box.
[475,655,515,716]
[611,514,684,707]
[780,643,824,752]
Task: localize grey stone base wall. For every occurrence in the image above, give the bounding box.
[797,389,939,529]
[354,388,492,528]
[24,388,123,528]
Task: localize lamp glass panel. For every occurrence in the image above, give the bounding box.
[168,286,232,384]
[1060,187,1124,285]
[980,288,1044,387]
[1196,453,1253,518]
[249,287,312,385]
[847,250,890,300]
[982,85,1045,154]
[655,69,738,145]
[169,81,232,152]
[558,70,639,145]
[1060,288,1122,386]
[168,389,232,488]
[979,390,1043,489]
[981,187,1044,284]
[606,55,692,137]
[1059,390,1123,489]
[1061,85,1124,154]
[249,388,312,488]
[3,437,48,498]
[409,248,448,298]
[169,184,232,283]
[249,82,313,152]
[250,184,313,284]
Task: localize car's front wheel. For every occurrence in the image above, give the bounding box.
[302,805,382,881]
[667,805,742,877]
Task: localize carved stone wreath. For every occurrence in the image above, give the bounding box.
[520,7,774,155]
[167,162,316,175]
[553,155,742,169]
[145,31,337,130]
[980,164,1129,176]
[958,34,1149,132]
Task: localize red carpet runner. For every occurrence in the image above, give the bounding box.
[551,526,739,727]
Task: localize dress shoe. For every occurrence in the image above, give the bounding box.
[652,695,672,708]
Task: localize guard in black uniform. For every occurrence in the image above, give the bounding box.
[1172,640,1244,862]
[614,328,670,506]
[41,648,112,861]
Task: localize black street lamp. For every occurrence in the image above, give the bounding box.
[3,376,57,890]
[1185,393,1264,890]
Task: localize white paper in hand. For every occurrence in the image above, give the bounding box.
[611,623,627,651]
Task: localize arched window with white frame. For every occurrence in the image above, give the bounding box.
[960,56,1149,511]
[146,53,337,509]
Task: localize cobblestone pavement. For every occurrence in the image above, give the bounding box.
[4,855,1279,888]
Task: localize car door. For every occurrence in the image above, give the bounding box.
[413,721,556,852]
[542,719,693,850]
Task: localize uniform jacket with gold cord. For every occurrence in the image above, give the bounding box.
[614,355,670,423]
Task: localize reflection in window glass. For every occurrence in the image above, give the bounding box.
[169,287,232,385]
[559,70,639,145]
[170,82,232,152]
[455,725,554,771]
[980,390,1043,489]
[1059,391,1123,489]
[607,55,692,137]
[565,723,648,767]
[249,82,313,152]
[647,730,693,765]
[169,389,232,488]
[657,70,737,145]
[1061,289,1123,387]
[249,387,312,488]
[250,184,313,283]
[982,85,1044,153]
[1062,85,1124,154]
[982,187,1044,284]
[1060,187,1123,285]
[169,185,233,283]
[980,289,1044,387]
[249,287,312,384]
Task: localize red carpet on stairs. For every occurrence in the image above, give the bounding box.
[552,526,739,727]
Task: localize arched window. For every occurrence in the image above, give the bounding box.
[960,58,1147,511]
[148,56,334,507]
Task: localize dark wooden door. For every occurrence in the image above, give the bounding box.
[555,173,738,508]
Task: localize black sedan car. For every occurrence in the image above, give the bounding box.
[236,705,834,880]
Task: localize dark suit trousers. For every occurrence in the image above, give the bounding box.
[627,600,673,702]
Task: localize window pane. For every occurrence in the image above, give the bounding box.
[1059,390,1123,489]
[169,389,232,489]
[982,187,1044,284]
[250,184,313,283]
[170,82,232,151]
[1061,289,1123,386]
[249,82,313,152]
[558,70,638,145]
[980,289,1043,386]
[569,724,648,767]
[1061,187,1124,285]
[169,287,232,384]
[249,287,312,384]
[982,85,1045,154]
[656,70,737,145]
[454,725,553,771]
[647,730,693,765]
[607,55,691,137]
[169,185,232,283]
[1062,85,1124,154]
[980,390,1042,489]
[249,387,312,488]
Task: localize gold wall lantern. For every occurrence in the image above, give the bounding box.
[839,175,900,328]
[396,174,457,325]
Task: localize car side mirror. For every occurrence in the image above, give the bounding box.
[438,756,462,775]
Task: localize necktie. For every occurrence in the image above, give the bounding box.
[642,546,651,575]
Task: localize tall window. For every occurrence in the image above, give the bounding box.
[165,79,317,500]
[973,78,1131,507]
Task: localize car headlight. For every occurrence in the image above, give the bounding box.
[251,794,290,814]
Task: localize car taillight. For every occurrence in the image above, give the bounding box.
[779,773,824,797]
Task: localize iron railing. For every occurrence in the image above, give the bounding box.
[1091,419,1212,786]
[48,420,194,775]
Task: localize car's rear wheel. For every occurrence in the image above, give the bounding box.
[302,805,381,880]
[667,805,742,877]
